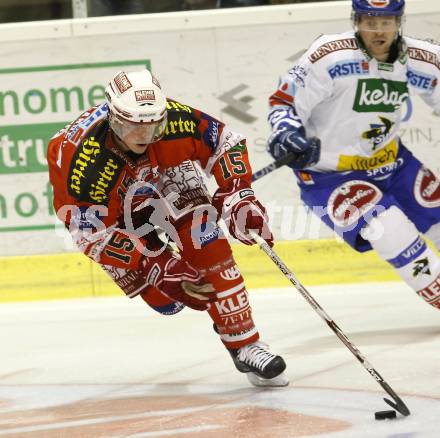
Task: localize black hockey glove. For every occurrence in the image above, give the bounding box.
[288,138,321,169]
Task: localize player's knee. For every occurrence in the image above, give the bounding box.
[148,302,186,316]
[140,287,185,316]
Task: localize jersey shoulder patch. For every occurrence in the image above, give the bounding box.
[162,99,201,141]
[63,103,109,148]
[67,120,125,204]
[308,34,359,64]
[406,37,440,72]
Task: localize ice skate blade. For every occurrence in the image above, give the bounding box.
[247,371,289,387]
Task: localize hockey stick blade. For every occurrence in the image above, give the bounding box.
[382,385,410,416]
[251,232,411,417]
[252,152,298,182]
[380,378,410,416]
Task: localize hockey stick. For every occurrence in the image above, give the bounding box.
[251,232,411,417]
[251,152,298,182]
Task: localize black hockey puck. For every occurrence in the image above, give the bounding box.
[375,410,397,420]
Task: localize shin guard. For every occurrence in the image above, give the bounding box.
[362,206,440,309]
[206,265,259,349]
[426,222,440,251]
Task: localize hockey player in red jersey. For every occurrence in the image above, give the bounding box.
[47,69,288,387]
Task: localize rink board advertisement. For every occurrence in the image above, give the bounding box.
[0,60,150,253]
[0,5,439,256]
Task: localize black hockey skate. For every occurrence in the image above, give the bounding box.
[229,341,289,387]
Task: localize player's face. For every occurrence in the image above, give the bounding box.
[111,113,167,154]
[120,121,159,154]
[356,15,399,61]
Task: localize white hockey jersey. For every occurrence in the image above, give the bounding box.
[269,31,440,172]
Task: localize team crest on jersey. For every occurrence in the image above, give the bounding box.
[328,180,383,228]
[414,167,440,208]
[287,65,308,87]
[361,116,394,150]
[159,160,210,220]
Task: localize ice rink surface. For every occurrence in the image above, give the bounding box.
[0,282,439,437]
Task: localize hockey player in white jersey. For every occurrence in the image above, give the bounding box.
[268,0,440,309]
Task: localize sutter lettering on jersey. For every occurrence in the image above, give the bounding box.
[163,111,201,140]
[166,100,193,113]
[68,135,124,204]
[69,137,101,196]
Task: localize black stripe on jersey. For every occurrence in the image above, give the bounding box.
[67,120,124,205]
[162,101,201,141]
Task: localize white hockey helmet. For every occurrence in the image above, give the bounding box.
[105,70,168,144]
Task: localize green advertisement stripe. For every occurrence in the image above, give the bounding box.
[0,122,68,174]
[0,60,151,75]
[0,225,57,232]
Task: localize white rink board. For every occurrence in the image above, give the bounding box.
[0,1,439,255]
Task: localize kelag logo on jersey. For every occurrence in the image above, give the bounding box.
[327,60,369,79]
[353,79,408,113]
